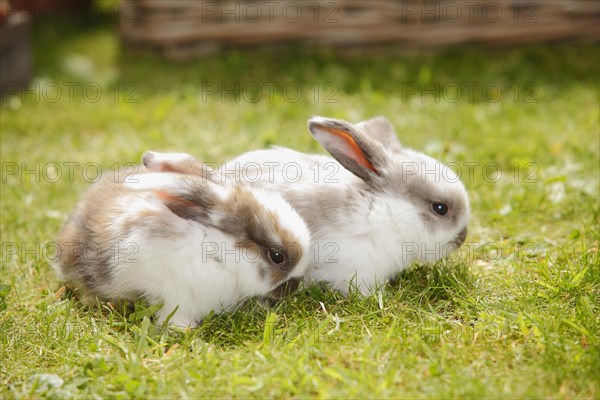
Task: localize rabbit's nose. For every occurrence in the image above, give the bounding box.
[454,227,467,247]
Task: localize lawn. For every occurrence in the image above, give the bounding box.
[1,11,599,399]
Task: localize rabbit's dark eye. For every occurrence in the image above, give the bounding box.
[432,203,449,216]
[268,250,285,265]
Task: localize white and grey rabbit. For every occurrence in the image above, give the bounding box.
[55,152,311,327]
[146,116,470,295]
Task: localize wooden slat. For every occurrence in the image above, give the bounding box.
[119,0,600,59]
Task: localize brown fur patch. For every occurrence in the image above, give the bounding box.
[56,166,304,306]
[56,170,185,302]
[56,172,127,301]
[217,186,303,286]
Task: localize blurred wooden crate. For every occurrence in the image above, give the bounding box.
[0,11,32,98]
[120,0,600,60]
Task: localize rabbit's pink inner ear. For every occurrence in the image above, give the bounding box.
[154,190,175,202]
[318,127,378,174]
[153,190,206,221]
[153,163,177,173]
[143,157,178,173]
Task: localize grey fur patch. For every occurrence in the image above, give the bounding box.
[385,156,469,236]
[356,116,402,153]
[282,182,372,236]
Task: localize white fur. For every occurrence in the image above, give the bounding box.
[59,172,311,328]
[108,219,273,327]
[126,117,470,297]
[147,152,194,163]
[223,117,470,295]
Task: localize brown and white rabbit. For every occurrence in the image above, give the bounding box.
[55,154,311,327]
[145,116,470,295]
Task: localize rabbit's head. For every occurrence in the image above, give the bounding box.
[309,116,469,264]
[126,164,312,294]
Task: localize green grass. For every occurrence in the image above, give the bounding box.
[1,13,599,399]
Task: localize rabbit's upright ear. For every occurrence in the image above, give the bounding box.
[125,173,224,222]
[356,116,402,154]
[142,151,211,178]
[308,117,390,182]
